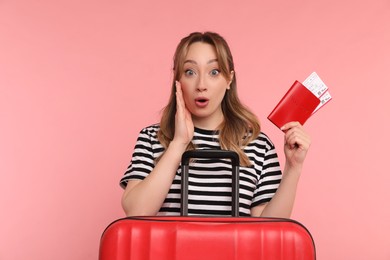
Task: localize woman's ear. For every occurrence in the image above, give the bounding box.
[227,71,234,89]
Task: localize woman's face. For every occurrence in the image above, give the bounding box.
[179,42,233,129]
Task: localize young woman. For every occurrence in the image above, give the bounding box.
[120,32,311,217]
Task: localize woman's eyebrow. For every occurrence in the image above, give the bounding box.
[183,59,219,65]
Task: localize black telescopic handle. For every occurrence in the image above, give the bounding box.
[180,150,240,217]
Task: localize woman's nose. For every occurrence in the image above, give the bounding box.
[196,75,207,92]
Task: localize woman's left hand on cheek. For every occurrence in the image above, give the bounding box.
[280,122,311,169]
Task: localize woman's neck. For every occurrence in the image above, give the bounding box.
[192,114,224,131]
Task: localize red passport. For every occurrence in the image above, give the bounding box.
[267,80,320,129]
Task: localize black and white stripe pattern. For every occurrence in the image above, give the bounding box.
[120,124,282,216]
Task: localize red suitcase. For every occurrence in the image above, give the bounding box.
[100,150,316,260]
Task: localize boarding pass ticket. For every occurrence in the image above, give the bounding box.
[302,72,332,113]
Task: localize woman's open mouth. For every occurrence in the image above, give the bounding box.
[195,97,209,108]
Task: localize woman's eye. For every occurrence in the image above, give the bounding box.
[184,69,195,76]
[210,69,220,76]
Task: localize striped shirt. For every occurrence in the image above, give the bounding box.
[120,124,282,216]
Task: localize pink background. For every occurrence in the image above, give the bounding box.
[1,0,389,259]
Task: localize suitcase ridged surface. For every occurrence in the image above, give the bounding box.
[99,216,316,260]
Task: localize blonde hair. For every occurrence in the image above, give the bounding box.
[157,32,260,166]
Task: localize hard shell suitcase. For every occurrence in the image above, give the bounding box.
[99,150,316,260]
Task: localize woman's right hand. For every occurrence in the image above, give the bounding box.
[173,81,194,147]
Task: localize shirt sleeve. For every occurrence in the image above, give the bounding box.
[119,127,156,189]
[251,135,282,207]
